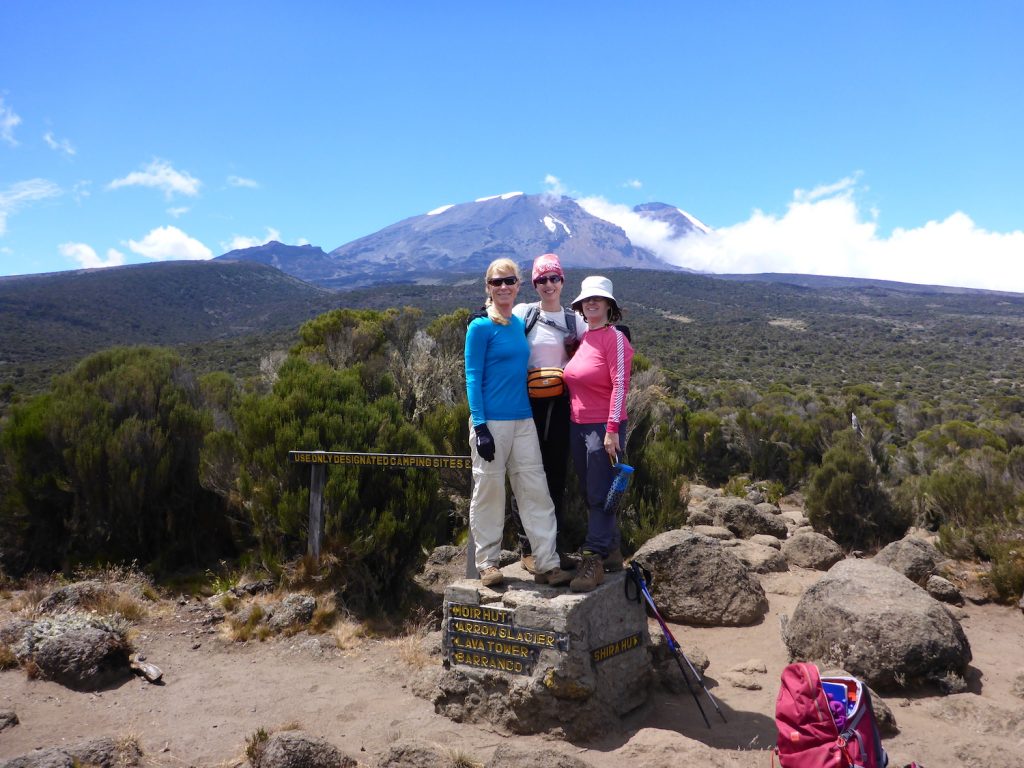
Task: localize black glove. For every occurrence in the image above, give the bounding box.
[474,424,495,462]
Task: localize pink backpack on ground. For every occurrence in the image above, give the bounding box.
[774,662,888,768]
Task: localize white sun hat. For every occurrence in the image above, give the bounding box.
[570,275,617,312]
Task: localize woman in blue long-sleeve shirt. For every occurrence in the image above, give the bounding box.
[465,258,571,588]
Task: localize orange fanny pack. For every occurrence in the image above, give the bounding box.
[527,367,565,399]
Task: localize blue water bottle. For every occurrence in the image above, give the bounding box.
[603,463,634,515]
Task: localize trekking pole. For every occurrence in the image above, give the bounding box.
[627,561,727,727]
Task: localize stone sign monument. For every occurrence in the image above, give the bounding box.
[431,563,653,739]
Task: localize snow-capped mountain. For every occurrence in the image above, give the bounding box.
[633,202,711,237]
[217,193,707,289]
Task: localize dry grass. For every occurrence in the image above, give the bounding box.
[444,748,484,768]
[385,611,439,669]
[0,643,17,670]
[391,633,434,669]
[331,617,368,650]
[226,603,267,642]
[309,594,338,634]
[10,580,52,616]
[219,593,239,613]
[113,734,143,768]
[22,657,41,680]
[244,726,270,766]
[281,553,341,592]
[92,591,149,622]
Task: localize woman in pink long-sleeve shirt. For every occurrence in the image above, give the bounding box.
[562,275,634,592]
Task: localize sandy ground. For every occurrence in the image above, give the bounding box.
[2,566,1023,767]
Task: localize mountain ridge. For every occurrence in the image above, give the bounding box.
[217,193,695,288]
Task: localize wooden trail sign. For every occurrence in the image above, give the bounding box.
[289,450,472,567]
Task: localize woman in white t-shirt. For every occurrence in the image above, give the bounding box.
[509,253,578,579]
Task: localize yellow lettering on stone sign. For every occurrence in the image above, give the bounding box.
[448,603,512,624]
[590,633,642,663]
[451,650,526,675]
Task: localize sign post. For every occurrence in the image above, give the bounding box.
[289,450,475,575]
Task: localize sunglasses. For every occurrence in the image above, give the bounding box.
[487,276,519,287]
[534,275,563,285]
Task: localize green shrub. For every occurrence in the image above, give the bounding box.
[899,447,1023,530]
[0,347,231,575]
[805,431,909,549]
[203,310,451,613]
[938,523,1024,603]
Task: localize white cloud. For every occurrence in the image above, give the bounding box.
[59,242,125,269]
[577,196,676,249]
[0,97,21,146]
[126,225,212,261]
[623,179,643,189]
[221,227,282,252]
[793,174,861,203]
[167,206,190,218]
[584,177,1024,293]
[543,174,567,197]
[108,159,201,198]
[43,131,76,156]
[0,179,62,235]
[227,175,259,188]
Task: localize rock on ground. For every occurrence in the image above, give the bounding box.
[633,529,769,626]
[782,559,971,691]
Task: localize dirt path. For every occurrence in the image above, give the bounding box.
[2,569,1023,767]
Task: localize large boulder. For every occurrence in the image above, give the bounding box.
[0,709,18,732]
[374,739,449,768]
[781,531,845,570]
[0,736,143,768]
[254,730,356,768]
[874,535,945,585]
[414,545,466,596]
[707,497,788,539]
[267,594,316,631]
[782,559,972,691]
[632,530,769,626]
[926,575,965,606]
[37,581,115,614]
[725,540,789,574]
[14,613,133,691]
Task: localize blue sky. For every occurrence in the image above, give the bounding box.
[2,1,1023,291]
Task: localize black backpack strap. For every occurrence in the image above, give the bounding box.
[466,306,487,327]
[528,304,576,337]
[564,309,577,337]
[523,303,540,335]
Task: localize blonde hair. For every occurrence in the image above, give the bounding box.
[483,258,521,325]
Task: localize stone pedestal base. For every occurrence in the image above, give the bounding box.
[432,561,652,739]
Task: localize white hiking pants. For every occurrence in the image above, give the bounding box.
[468,418,559,574]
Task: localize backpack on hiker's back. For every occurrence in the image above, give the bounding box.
[774,662,888,768]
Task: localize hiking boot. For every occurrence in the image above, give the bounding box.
[570,554,604,593]
[535,566,573,587]
[603,547,624,572]
[558,551,579,570]
[520,554,538,574]
[480,566,504,587]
